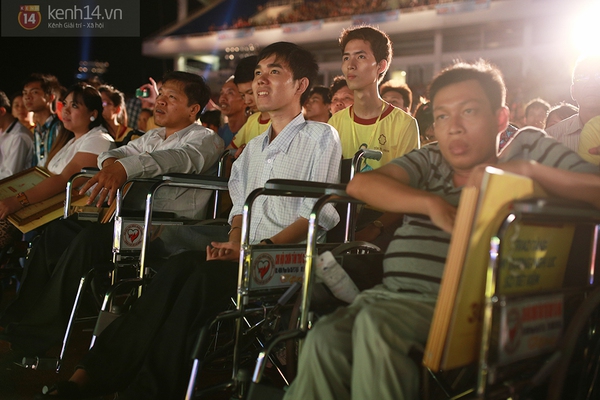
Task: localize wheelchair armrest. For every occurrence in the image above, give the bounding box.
[264,179,348,197]
[161,174,229,191]
[512,197,600,222]
[80,167,100,174]
[117,210,177,219]
[354,148,383,161]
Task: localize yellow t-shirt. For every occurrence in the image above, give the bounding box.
[328,104,419,170]
[230,112,271,149]
[577,115,600,166]
[145,115,159,132]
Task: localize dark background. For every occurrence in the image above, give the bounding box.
[0,0,183,97]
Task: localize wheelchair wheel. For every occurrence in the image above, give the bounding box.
[548,287,600,400]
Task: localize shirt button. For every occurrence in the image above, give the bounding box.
[267,159,272,164]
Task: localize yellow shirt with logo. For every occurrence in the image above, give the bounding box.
[328,104,419,170]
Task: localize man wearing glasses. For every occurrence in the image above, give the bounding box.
[546,54,600,151]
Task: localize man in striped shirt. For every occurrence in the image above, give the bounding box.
[284,60,598,400]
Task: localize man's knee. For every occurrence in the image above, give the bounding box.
[302,310,352,357]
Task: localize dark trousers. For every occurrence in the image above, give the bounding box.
[0,218,113,355]
[80,251,238,399]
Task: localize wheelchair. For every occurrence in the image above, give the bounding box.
[18,150,233,372]
[244,191,600,400]
[184,149,384,399]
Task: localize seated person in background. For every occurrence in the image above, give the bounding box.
[136,107,153,132]
[0,72,223,358]
[10,93,35,132]
[545,102,578,128]
[228,55,271,154]
[0,84,113,250]
[329,75,354,115]
[284,59,598,400]
[98,85,132,142]
[413,99,434,144]
[577,115,600,165]
[380,80,413,114]
[43,41,341,400]
[200,109,221,132]
[216,77,247,147]
[0,91,34,179]
[303,85,332,122]
[545,54,600,151]
[523,97,550,129]
[23,73,63,167]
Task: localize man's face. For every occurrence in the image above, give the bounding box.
[525,106,547,129]
[330,86,354,114]
[303,93,330,122]
[382,90,407,112]
[153,80,195,128]
[572,62,600,110]
[219,80,244,117]
[432,79,506,173]
[342,39,381,92]
[22,82,53,113]
[253,54,299,114]
[237,81,257,113]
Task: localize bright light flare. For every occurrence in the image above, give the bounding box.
[571,1,600,57]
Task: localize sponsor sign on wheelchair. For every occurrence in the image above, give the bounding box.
[113,217,183,252]
[497,293,563,366]
[250,246,306,290]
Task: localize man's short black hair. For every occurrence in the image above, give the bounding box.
[330,75,348,99]
[307,86,331,105]
[162,71,211,119]
[524,97,550,118]
[428,59,506,112]
[339,26,392,81]
[23,73,61,96]
[233,56,258,85]
[0,91,11,113]
[256,42,318,105]
[380,81,413,111]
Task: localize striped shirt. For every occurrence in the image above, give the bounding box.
[545,113,583,152]
[228,113,342,243]
[383,128,597,296]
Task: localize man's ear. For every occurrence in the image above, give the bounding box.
[0,107,6,118]
[496,106,510,132]
[189,104,201,120]
[297,77,309,97]
[377,60,388,76]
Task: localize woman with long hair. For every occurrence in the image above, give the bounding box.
[98,85,132,143]
[0,83,114,222]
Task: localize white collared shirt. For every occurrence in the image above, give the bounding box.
[229,113,341,244]
[0,120,33,179]
[97,123,224,219]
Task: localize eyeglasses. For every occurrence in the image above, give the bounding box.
[573,72,600,84]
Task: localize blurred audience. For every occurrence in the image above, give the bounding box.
[380,80,413,114]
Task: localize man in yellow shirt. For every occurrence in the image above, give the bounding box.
[328,26,419,171]
[228,56,271,154]
[328,26,420,245]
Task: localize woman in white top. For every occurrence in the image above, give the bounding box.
[0,83,114,220]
